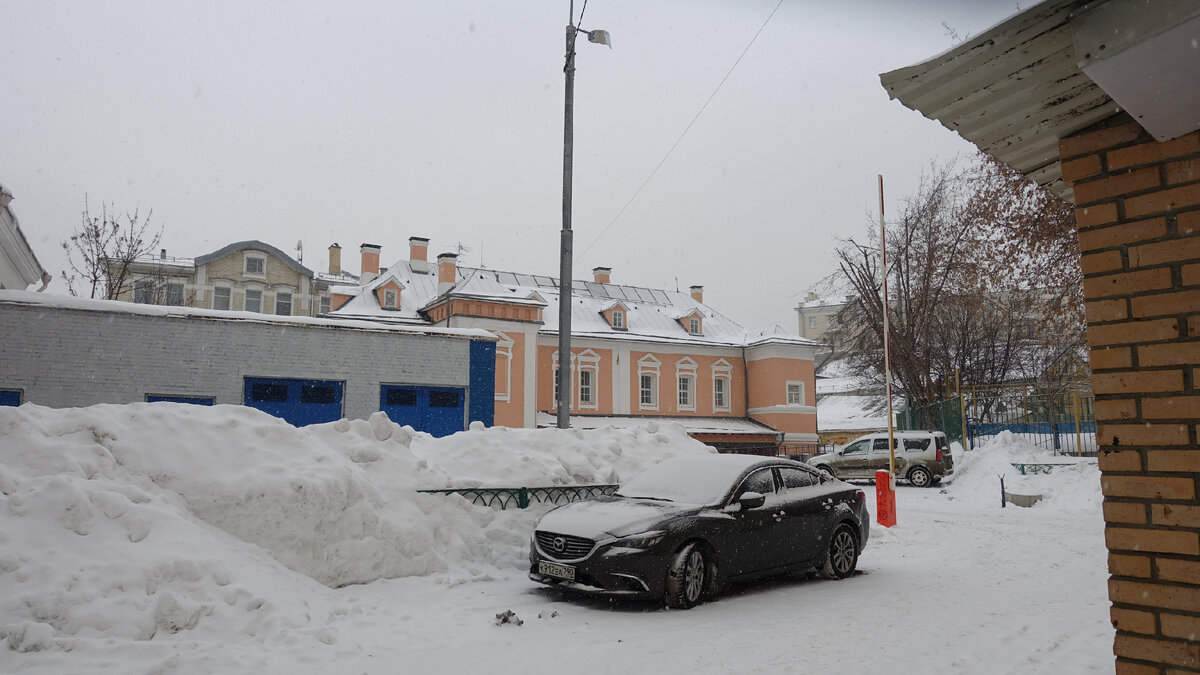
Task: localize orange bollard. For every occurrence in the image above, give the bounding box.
[876,469,897,527]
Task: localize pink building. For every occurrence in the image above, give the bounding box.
[329,238,819,454]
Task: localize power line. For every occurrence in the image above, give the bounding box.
[579,0,786,257]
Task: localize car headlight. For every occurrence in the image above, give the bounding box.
[613,530,666,549]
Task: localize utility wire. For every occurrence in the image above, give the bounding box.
[579,0,786,257]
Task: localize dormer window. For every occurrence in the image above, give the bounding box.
[689,317,700,334]
[602,302,630,331]
[244,254,266,277]
[373,279,405,311]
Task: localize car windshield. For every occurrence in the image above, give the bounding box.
[615,457,749,505]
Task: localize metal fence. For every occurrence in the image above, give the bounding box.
[417,484,618,510]
[900,386,1096,456]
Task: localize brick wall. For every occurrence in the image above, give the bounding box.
[0,301,476,423]
[1061,113,1200,674]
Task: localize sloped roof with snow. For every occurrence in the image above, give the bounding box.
[331,258,819,349]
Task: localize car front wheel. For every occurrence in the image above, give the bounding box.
[908,466,933,488]
[821,525,859,579]
[665,543,707,609]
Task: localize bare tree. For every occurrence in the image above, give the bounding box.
[61,197,163,299]
[831,155,1084,410]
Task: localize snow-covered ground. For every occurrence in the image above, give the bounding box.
[1,404,1113,674]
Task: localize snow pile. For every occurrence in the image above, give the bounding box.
[949,431,1101,511]
[0,403,712,651]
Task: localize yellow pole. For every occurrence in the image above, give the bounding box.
[957,367,970,452]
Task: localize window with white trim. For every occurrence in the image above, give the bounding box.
[244,255,266,277]
[383,288,398,309]
[675,357,697,412]
[637,354,661,411]
[213,287,231,311]
[712,358,733,412]
[809,316,817,329]
[319,296,330,314]
[275,292,292,315]
[678,376,693,408]
[580,369,594,405]
[244,289,263,313]
[494,332,513,402]
[576,349,600,410]
[714,377,728,410]
[640,374,656,407]
[612,310,624,329]
[688,317,700,334]
[787,381,805,406]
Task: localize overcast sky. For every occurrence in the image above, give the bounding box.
[2,0,1022,329]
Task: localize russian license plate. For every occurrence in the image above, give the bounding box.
[538,560,575,581]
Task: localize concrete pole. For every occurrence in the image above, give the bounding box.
[557,17,578,430]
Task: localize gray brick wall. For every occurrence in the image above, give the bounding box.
[0,302,474,420]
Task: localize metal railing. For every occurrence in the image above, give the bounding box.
[417,484,618,510]
[901,385,1096,456]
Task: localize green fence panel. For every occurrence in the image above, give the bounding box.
[417,485,619,510]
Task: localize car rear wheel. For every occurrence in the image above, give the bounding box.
[665,543,707,609]
[908,466,933,488]
[820,464,837,479]
[822,525,859,579]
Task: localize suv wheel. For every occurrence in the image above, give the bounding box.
[908,466,933,488]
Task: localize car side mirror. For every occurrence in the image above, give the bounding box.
[738,491,766,510]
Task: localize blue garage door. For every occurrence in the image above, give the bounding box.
[379,385,466,438]
[244,377,343,426]
[0,390,21,407]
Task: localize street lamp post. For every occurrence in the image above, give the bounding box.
[557,2,609,429]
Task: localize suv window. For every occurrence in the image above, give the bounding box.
[871,438,897,451]
[936,434,950,451]
[843,440,869,455]
[903,438,931,452]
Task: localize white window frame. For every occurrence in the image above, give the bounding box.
[383,288,398,309]
[493,332,514,402]
[675,357,697,412]
[612,310,625,329]
[275,291,293,315]
[809,316,817,329]
[688,316,701,334]
[712,358,733,412]
[319,295,331,314]
[212,286,232,311]
[244,253,267,278]
[576,349,600,410]
[244,289,263,313]
[786,381,805,406]
[638,354,660,411]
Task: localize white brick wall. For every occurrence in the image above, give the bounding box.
[0,303,472,420]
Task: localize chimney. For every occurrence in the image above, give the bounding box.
[593,266,611,284]
[160,249,167,260]
[328,243,342,275]
[409,236,431,273]
[690,285,704,303]
[360,243,381,285]
[437,252,458,296]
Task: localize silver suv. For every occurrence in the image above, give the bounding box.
[808,430,953,488]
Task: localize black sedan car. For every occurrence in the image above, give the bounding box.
[529,453,869,609]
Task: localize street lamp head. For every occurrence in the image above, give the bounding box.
[586,29,612,48]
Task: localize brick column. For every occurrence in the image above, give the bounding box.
[1060,113,1200,674]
